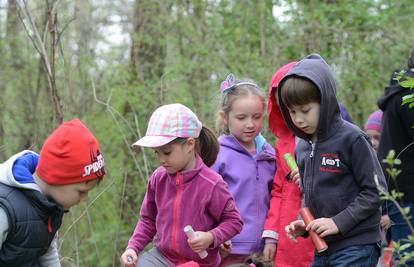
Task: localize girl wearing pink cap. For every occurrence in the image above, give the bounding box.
[120,104,243,267]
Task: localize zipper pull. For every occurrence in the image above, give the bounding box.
[310,142,315,158]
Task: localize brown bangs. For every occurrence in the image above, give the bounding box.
[281,76,320,108]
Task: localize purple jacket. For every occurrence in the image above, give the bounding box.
[127,154,243,267]
[211,135,276,254]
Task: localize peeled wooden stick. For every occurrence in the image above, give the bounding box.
[184,225,208,259]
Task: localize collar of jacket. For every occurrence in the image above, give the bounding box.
[166,153,205,185]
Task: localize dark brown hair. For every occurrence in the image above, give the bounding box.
[280,76,321,108]
[175,126,219,167]
[196,126,219,167]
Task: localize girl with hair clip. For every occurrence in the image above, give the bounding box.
[120,104,243,267]
[211,74,276,266]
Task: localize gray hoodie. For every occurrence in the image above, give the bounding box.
[277,54,387,254]
[0,151,61,267]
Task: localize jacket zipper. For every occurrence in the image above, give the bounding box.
[310,141,315,158]
[172,172,183,262]
[308,141,317,214]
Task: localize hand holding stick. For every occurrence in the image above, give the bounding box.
[283,153,298,171]
[184,225,208,259]
[299,208,328,253]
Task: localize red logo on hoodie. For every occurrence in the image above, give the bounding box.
[319,153,342,173]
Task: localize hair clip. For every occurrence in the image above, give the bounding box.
[220,73,236,93]
[220,73,260,93]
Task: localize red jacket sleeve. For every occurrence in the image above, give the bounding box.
[263,147,284,239]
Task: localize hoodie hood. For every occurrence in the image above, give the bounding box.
[0,150,63,213]
[378,68,414,110]
[277,54,342,141]
[268,61,298,139]
[0,150,41,191]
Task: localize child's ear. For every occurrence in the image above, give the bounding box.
[219,111,228,124]
[185,138,196,151]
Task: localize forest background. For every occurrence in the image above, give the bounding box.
[0,0,413,266]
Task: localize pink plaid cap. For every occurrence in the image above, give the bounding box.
[132,104,202,148]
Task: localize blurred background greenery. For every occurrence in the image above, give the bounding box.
[0,0,413,266]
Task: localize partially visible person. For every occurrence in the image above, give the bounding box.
[377,48,414,265]
[339,102,353,123]
[364,110,383,152]
[120,104,243,267]
[262,62,314,267]
[212,74,276,266]
[364,110,392,247]
[280,54,387,267]
[0,119,106,267]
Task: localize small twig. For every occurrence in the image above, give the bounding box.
[85,205,100,259]
[375,174,414,234]
[70,211,80,267]
[91,76,148,180]
[133,111,149,179]
[15,4,42,54]
[112,172,128,267]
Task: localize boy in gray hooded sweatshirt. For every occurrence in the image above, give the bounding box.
[280,54,387,266]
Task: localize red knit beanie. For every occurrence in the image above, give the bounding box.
[36,119,105,185]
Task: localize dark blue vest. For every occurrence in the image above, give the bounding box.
[0,183,64,267]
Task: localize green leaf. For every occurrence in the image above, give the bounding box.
[400,243,412,252]
[399,80,414,89]
[402,207,411,216]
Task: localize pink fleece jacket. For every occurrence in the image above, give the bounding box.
[127,154,243,267]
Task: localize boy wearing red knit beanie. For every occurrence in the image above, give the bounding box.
[0,118,105,267]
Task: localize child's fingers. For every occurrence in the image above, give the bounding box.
[120,253,137,267]
[219,244,232,254]
[307,218,338,237]
[284,224,298,243]
[188,238,204,252]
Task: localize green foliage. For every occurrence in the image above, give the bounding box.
[1,0,414,265]
[379,150,414,265]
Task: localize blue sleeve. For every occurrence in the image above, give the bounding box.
[12,152,39,184]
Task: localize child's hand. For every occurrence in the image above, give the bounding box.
[120,248,138,267]
[289,168,301,186]
[380,214,391,230]
[187,231,214,253]
[219,241,232,259]
[285,220,306,243]
[263,243,276,261]
[306,217,339,237]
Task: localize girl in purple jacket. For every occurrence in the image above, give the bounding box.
[212,74,276,266]
[120,104,243,267]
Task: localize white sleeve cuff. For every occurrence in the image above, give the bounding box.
[262,230,278,240]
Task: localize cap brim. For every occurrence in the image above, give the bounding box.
[132,135,177,148]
